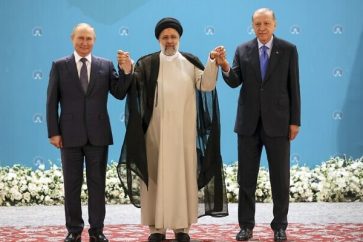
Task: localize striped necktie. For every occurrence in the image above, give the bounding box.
[80,58,88,93]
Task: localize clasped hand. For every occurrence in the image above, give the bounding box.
[210,46,230,72]
[117,50,132,74]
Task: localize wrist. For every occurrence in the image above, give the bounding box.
[210,52,216,60]
[221,62,230,72]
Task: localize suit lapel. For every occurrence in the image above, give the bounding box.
[248,39,263,83]
[66,54,84,93]
[264,37,282,83]
[88,55,98,95]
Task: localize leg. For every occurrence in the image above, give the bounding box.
[84,144,108,234]
[61,147,85,234]
[174,228,189,234]
[174,227,190,242]
[149,226,167,235]
[237,131,263,230]
[262,130,290,230]
[148,226,166,242]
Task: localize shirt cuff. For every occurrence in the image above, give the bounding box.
[209,55,216,63]
[222,69,230,76]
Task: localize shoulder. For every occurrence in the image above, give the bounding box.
[243,39,256,47]
[274,37,297,49]
[235,39,256,52]
[137,51,160,62]
[50,55,74,71]
[180,51,199,60]
[92,55,112,64]
[136,52,159,64]
[180,51,204,70]
[52,55,72,64]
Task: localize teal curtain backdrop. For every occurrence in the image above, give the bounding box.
[0,0,362,168]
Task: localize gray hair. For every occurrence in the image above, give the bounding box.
[252,8,276,22]
[71,23,96,39]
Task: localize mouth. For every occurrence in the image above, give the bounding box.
[164,46,177,56]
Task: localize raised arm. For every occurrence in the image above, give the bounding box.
[109,50,134,100]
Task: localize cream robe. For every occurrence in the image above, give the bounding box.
[140,51,218,229]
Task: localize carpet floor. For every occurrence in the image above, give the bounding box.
[1,223,363,241]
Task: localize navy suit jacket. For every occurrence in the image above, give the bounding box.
[46,54,131,147]
[223,36,301,137]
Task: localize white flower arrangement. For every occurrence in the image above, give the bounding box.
[0,156,362,206]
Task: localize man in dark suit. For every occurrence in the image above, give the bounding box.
[46,23,131,242]
[219,8,301,241]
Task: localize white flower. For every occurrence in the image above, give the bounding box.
[20,185,27,193]
[42,185,49,195]
[0,157,362,205]
[9,187,22,201]
[44,195,53,205]
[23,192,31,202]
[111,190,120,197]
[7,172,17,181]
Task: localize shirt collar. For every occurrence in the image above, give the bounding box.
[257,35,274,50]
[74,51,92,63]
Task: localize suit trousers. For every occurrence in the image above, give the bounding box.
[61,144,108,234]
[237,119,290,230]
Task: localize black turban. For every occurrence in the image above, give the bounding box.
[154,17,183,39]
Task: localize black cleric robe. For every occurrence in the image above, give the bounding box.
[117,51,228,218]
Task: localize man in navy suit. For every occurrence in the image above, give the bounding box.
[219,8,301,241]
[46,23,131,242]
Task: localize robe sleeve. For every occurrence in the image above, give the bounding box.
[195,56,218,92]
[117,57,149,208]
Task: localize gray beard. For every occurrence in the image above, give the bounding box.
[160,43,179,56]
[164,47,177,56]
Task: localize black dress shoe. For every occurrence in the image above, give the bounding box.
[148,233,166,242]
[175,232,190,242]
[64,232,81,242]
[236,228,253,241]
[273,228,287,241]
[89,232,108,242]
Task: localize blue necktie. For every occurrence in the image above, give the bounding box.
[260,45,269,80]
[80,58,88,93]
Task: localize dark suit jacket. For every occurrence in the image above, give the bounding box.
[46,54,131,147]
[223,36,301,137]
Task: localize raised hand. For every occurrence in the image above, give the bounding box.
[210,46,230,72]
[117,50,132,74]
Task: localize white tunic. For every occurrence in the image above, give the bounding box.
[140,52,218,229]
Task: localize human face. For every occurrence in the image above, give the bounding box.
[252,11,276,44]
[71,25,95,57]
[158,28,180,56]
